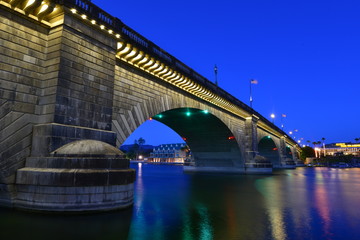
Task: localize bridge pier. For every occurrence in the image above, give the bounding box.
[244,116,273,174]
[278,137,296,169]
[15,140,135,212]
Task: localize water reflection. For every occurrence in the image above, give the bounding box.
[1,165,360,240]
[255,176,287,240]
[0,207,133,240]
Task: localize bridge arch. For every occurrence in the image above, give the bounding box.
[112,63,247,168]
[151,108,243,167]
[258,136,281,167]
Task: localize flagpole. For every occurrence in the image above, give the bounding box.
[249,79,253,108]
[214,65,218,86]
[281,114,286,130]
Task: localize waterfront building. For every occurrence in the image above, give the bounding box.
[323,142,360,156]
[149,143,189,163]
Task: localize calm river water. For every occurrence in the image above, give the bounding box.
[1,164,360,240]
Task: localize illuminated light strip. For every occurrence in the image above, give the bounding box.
[147,61,160,71]
[118,45,132,58]
[1,0,58,24]
[154,65,167,75]
[132,52,145,64]
[166,73,181,81]
[187,84,201,92]
[138,55,151,67]
[24,0,41,13]
[159,67,176,78]
[257,121,287,141]
[153,64,166,74]
[125,49,140,61]
[124,48,139,61]
[25,0,36,8]
[173,76,186,84]
[158,67,171,77]
[178,79,193,88]
[142,58,155,68]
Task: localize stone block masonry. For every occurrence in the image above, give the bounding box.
[0,4,127,209]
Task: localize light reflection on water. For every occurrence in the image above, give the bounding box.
[1,165,360,240]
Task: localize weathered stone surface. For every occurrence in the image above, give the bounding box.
[52,139,123,156]
[30,124,117,157]
[15,139,135,212]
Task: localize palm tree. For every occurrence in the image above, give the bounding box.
[137,137,145,147]
[355,138,359,143]
[321,138,326,157]
[136,137,145,160]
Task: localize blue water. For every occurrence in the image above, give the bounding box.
[1,164,360,240]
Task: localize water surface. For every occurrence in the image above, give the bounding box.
[1,164,359,240]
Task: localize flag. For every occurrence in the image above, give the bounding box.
[282,114,287,117]
[214,65,218,74]
[250,79,258,84]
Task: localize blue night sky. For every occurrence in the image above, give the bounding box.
[92,0,360,146]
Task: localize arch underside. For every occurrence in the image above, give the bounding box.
[285,146,293,158]
[258,137,281,167]
[153,108,243,167]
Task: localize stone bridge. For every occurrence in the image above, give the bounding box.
[0,0,301,211]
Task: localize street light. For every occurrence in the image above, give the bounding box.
[270,113,275,123]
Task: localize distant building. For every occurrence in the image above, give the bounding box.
[324,142,360,156]
[148,143,189,163]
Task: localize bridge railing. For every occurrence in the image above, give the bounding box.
[57,0,297,146]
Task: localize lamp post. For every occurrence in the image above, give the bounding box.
[270,113,275,123]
